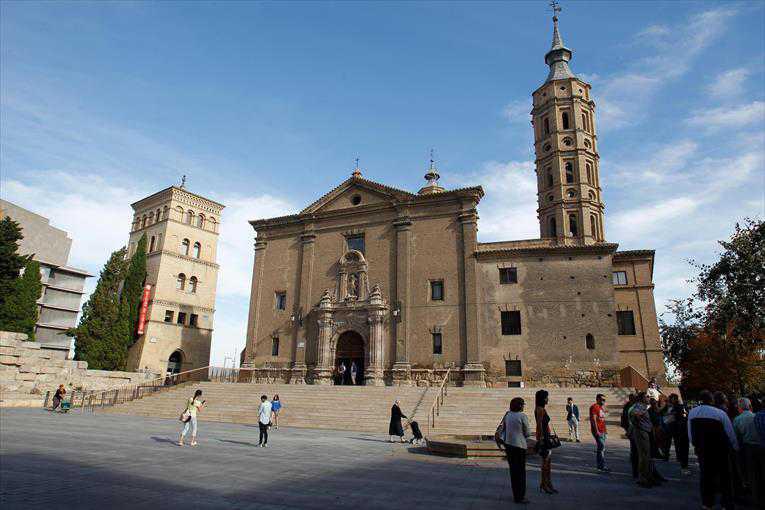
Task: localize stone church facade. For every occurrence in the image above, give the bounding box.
[243,15,665,387]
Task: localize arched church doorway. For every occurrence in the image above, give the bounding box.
[335,331,365,385]
[167,350,183,375]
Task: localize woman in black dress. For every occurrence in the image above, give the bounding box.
[535,389,557,494]
[388,399,407,443]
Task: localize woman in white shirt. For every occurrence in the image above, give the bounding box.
[178,389,205,447]
[496,397,531,504]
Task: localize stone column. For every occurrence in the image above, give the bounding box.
[365,285,386,386]
[243,238,267,367]
[314,291,334,385]
[459,207,485,386]
[392,216,412,385]
[291,230,315,384]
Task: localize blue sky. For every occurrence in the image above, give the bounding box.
[1,1,763,365]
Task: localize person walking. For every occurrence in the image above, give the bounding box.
[178,389,205,447]
[688,389,739,509]
[337,362,346,385]
[350,361,358,385]
[630,392,665,488]
[495,397,531,505]
[565,397,580,442]
[534,389,558,494]
[590,393,610,472]
[621,394,638,479]
[733,397,762,505]
[258,395,272,447]
[388,399,407,443]
[271,394,282,430]
[51,384,66,411]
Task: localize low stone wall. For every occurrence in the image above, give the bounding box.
[0,331,155,406]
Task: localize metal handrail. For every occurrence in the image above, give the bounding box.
[425,367,451,437]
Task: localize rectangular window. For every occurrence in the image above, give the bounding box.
[189,314,198,328]
[430,280,444,301]
[507,381,522,388]
[271,337,280,356]
[164,310,174,323]
[177,312,187,325]
[612,271,628,285]
[346,234,365,254]
[617,311,636,335]
[505,360,522,376]
[432,333,443,355]
[275,292,287,311]
[499,267,518,284]
[501,311,522,335]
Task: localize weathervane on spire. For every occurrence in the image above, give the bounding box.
[352,157,362,178]
[429,148,436,171]
[550,0,561,20]
[180,174,187,189]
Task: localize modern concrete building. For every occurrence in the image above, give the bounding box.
[125,185,224,376]
[242,13,665,387]
[0,200,92,359]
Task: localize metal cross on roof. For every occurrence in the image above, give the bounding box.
[550,0,562,18]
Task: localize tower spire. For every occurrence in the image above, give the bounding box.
[352,157,362,178]
[545,1,575,82]
[418,148,444,195]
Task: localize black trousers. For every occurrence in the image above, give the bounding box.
[505,445,527,503]
[668,426,689,468]
[698,450,733,509]
[258,422,269,445]
[628,435,638,478]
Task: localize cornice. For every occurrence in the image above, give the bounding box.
[148,250,220,269]
[151,299,216,313]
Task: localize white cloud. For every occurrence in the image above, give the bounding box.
[685,101,765,130]
[707,68,751,98]
[608,140,698,185]
[502,100,532,123]
[608,196,700,242]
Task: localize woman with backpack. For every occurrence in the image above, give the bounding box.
[178,389,205,447]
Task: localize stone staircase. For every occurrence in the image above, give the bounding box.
[102,382,434,434]
[101,381,631,437]
[430,386,630,437]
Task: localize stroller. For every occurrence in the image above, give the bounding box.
[408,420,425,446]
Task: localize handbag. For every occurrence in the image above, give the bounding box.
[179,410,191,422]
[545,426,562,449]
[494,412,508,450]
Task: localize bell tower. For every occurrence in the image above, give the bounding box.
[532,5,604,244]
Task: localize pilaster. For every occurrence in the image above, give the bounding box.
[243,238,267,367]
[291,229,316,384]
[393,216,412,370]
[459,207,484,386]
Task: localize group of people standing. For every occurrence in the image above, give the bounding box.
[334,361,359,385]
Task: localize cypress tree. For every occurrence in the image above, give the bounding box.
[0,259,42,340]
[69,248,128,369]
[119,234,147,348]
[0,216,29,313]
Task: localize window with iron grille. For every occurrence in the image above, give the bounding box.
[499,267,518,284]
[501,311,522,335]
[617,311,636,335]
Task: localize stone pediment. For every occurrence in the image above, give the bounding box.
[300,176,414,215]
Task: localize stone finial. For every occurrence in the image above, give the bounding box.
[319,289,332,309]
[369,284,382,305]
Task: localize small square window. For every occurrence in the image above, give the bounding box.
[177,312,187,325]
[346,234,365,254]
[275,292,287,311]
[612,271,628,285]
[617,311,636,335]
[272,337,280,356]
[164,310,174,323]
[499,268,518,284]
[432,333,442,355]
[430,280,444,301]
[501,311,522,335]
[505,360,522,376]
[189,314,198,328]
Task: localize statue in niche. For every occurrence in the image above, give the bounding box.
[347,273,359,299]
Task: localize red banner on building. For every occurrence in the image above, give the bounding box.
[136,284,152,335]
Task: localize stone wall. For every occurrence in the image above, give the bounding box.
[0,332,155,406]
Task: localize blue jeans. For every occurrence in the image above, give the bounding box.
[594,433,606,469]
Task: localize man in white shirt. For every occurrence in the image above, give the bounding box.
[258,395,273,448]
[688,390,739,509]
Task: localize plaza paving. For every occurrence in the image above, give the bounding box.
[1,408,700,509]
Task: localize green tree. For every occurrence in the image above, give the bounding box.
[0,259,42,340]
[660,219,765,395]
[69,248,128,369]
[0,216,29,312]
[119,234,147,347]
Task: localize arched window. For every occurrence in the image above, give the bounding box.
[549,217,557,237]
[186,210,194,224]
[569,214,579,236]
[142,215,147,228]
[189,276,198,294]
[582,113,589,132]
[177,273,186,290]
[565,162,574,183]
[149,212,154,225]
[586,333,595,350]
[157,233,163,250]
[586,163,593,183]
[192,242,201,259]
[167,350,183,375]
[546,169,553,187]
[589,191,596,201]
[180,238,190,256]
[543,117,550,135]
[209,217,217,232]
[591,215,598,240]
[197,214,205,228]
[155,209,161,223]
[175,206,184,220]
[149,236,156,252]
[562,111,570,130]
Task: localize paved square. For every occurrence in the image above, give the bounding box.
[1,409,700,509]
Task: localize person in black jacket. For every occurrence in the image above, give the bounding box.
[388,399,407,443]
[621,394,638,479]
